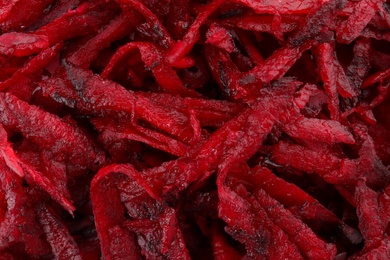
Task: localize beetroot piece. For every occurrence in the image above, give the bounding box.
[0,0,389,259]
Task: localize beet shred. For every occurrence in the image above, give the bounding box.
[0,0,389,259]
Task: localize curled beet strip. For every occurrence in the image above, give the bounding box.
[35,2,118,45]
[0,93,104,213]
[362,67,390,88]
[0,93,104,173]
[0,160,50,257]
[90,164,156,259]
[254,188,337,259]
[209,224,241,260]
[17,159,75,214]
[351,238,390,260]
[249,166,340,224]
[165,0,228,67]
[236,14,301,35]
[354,181,385,252]
[314,42,343,120]
[336,0,386,44]
[66,64,197,143]
[361,25,390,41]
[270,141,356,185]
[137,82,301,197]
[283,117,355,144]
[342,124,390,188]
[318,42,357,98]
[115,0,174,48]
[217,168,304,259]
[190,84,300,180]
[91,164,192,259]
[0,0,54,32]
[0,0,17,23]
[240,40,316,88]
[68,14,138,68]
[346,37,372,91]
[0,124,24,177]
[205,45,247,99]
[165,0,191,40]
[0,32,49,57]
[36,203,82,260]
[248,165,364,246]
[232,0,321,15]
[288,0,343,47]
[205,24,235,53]
[123,212,191,259]
[27,0,83,30]
[93,117,189,157]
[138,92,244,127]
[0,43,62,91]
[102,42,200,97]
[235,29,264,64]
[378,185,390,227]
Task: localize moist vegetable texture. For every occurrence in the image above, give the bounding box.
[0,0,389,259]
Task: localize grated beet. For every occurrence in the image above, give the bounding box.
[0,0,389,259]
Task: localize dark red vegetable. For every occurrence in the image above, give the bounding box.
[0,0,389,259]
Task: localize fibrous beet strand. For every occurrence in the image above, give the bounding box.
[0,0,389,259]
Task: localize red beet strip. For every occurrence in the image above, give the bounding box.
[0,0,389,259]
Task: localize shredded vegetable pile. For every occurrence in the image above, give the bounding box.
[0,0,390,259]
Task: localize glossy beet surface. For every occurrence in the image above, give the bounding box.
[0,0,389,259]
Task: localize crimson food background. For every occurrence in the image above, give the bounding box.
[0,0,389,259]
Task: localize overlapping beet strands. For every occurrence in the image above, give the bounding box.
[0,0,389,259]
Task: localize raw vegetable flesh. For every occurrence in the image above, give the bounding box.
[0,0,390,259]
